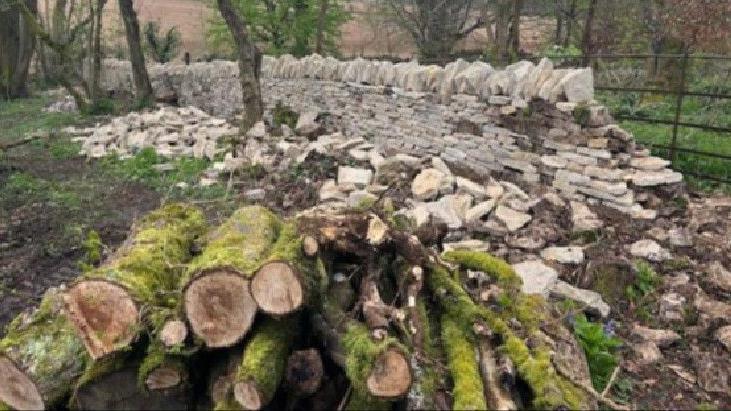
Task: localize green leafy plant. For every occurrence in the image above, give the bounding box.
[144,21,182,63]
[272,101,298,129]
[206,0,349,57]
[78,230,103,272]
[625,260,659,302]
[573,314,622,391]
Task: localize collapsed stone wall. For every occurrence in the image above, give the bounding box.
[99,56,683,219]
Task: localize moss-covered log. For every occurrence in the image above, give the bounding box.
[432,251,588,410]
[317,299,413,401]
[183,206,280,348]
[440,315,487,410]
[225,317,298,410]
[250,223,326,316]
[137,308,194,392]
[0,289,89,410]
[64,203,206,359]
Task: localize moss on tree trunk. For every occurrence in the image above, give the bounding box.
[65,203,206,359]
[0,289,89,410]
[183,206,281,348]
[225,317,298,410]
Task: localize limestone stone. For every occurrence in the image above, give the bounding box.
[631,324,681,348]
[443,239,490,253]
[512,260,558,297]
[455,177,487,199]
[630,239,671,261]
[465,200,496,223]
[541,246,585,264]
[494,205,532,232]
[551,280,611,317]
[337,167,373,187]
[631,170,683,186]
[630,156,670,171]
[570,201,603,232]
[411,168,446,201]
[707,261,731,292]
[715,325,731,352]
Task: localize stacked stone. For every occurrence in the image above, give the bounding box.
[67,106,238,160]
[96,55,684,218]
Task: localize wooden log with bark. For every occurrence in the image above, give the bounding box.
[182,206,280,348]
[0,204,610,411]
[0,289,88,410]
[63,203,206,360]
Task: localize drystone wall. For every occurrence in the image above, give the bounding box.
[98,56,683,218]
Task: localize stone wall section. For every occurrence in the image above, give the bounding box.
[98,56,683,218]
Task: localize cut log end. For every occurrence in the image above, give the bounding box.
[146,366,183,391]
[251,262,304,315]
[184,270,257,348]
[160,320,188,347]
[286,349,324,396]
[366,348,412,399]
[302,236,319,257]
[64,280,139,359]
[233,380,263,410]
[0,356,44,411]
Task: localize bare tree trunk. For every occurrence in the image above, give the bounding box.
[563,0,577,47]
[580,0,597,66]
[491,0,512,64]
[118,0,153,107]
[0,0,37,99]
[510,0,522,59]
[554,0,563,45]
[91,0,107,104]
[315,0,329,55]
[216,0,263,132]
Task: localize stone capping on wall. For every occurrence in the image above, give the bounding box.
[261,54,594,104]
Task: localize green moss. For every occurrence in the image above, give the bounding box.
[233,317,298,406]
[0,290,89,407]
[442,250,522,293]
[346,390,391,411]
[427,252,588,409]
[426,264,509,335]
[185,206,280,280]
[264,222,329,308]
[83,203,206,306]
[341,321,408,398]
[440,315,486,410]
[502,337,584,409]
[75,352,129,390]
[570,229,600,244]
[78,230,103,272]
[409,301,441,409]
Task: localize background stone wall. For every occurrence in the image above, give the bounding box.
[99,56,683,218]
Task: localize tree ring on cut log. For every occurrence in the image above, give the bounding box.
[145,366,183,390]
[0,355,44,410]
[251,261,303,315]
[160,320,188,347]
[233,380,263,410]
[366,347,412,399]
[184,268,256,348]
[64,280,139,359]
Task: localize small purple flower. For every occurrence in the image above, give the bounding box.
[603,320,617,337]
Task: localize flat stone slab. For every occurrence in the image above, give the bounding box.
[541,246,585,264]
[494,205,532,232]
[512,260,558,297]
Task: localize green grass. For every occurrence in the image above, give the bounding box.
[0,97,84,145]
[596,83,731,192]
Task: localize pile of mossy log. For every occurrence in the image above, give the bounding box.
[0,203,603,411]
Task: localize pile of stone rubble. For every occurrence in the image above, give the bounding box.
[64,106,238,160]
